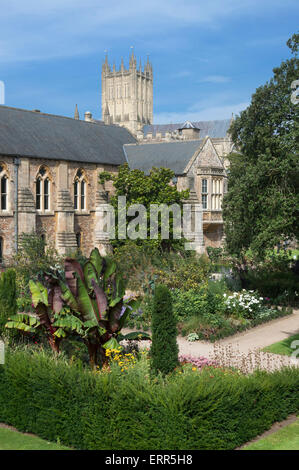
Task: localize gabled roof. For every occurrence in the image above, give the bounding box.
[0,105,135,165]
[143,119,231,138]
[124,140,204,175]
[178,120,198,130]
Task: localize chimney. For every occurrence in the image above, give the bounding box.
[84,111,93,122]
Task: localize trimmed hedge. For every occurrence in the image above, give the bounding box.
[0,348,298,450]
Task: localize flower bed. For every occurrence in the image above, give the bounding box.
[128,282,292,342]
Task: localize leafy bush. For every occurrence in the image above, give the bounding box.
[244,270,299,306]
[207,246,224,263]
[0,269,17,340]
[150,285,178,376]
[112,242,211,292]
[128,281,291,342]
[7,247,147,366]
[0,347,298,450]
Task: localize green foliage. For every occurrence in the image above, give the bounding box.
[0,269,17,340]
[128,276,291,341]
[244,270,299,306]
[150,285,178,376]
[112,242,211,292]
[0,347,299,450]
[7,247,145,366]
[12,233,63,317]
[207,246,224,263]
[100,164,189,251]
[223,35,299,259]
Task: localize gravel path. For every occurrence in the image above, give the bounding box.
[123,309,299,372]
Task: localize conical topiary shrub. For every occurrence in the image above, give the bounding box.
[150,284,178,376]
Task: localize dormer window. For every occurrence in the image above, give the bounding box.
[36,166,51,212]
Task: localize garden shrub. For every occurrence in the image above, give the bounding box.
[0,269,17,340]
[150,284,178,376]
[112,243,211,292]
[244,270,299,306]
[128,281,292,342]
[0,347,298,450]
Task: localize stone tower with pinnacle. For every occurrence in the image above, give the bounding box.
[101,51,153,134]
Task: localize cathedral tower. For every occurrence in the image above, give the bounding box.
[101,51,153,134]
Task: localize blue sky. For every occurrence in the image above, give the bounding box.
[0,0,298,123]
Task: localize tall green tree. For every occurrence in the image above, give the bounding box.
[150,284,178,376]
[223,34,299,259]
[100,164,189,251]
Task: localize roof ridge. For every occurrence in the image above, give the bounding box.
[124,139,203,147]
[0,104,118,128]
[147,118,231,127]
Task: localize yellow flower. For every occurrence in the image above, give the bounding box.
[192,367,197,371]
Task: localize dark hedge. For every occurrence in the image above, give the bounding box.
[0,348,298,450]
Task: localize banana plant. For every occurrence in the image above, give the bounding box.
[60,248,150,366]
[5,280,78,353]
[7,248,150,367]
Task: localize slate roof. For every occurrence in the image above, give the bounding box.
[143,119,231,138]
[124,140,204,175]
[0,105,135,165]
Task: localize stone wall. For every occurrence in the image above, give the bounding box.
[0,155,117,265]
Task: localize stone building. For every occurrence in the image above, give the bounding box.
[124,121,233,249]
[0,105,135,266]
[102,51,153,134]
[0,54,234,265]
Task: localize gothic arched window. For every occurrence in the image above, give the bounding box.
[36,166,51,211]
[0,163,9,212]
[74,169,87,211]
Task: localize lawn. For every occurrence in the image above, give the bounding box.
[243,419,299,450]
[262,333,299,356]
[0,427,70,450]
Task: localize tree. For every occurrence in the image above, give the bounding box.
[223,34,299,259]
[100,164,189,251]
[150,284,178,376]
[6,248,149,366]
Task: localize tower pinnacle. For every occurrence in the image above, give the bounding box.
[74,104,79,120]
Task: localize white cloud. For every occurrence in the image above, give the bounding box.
[154,101,249,123]
[0,0,297,63]
[200,75,231,83]
[171,70,192,79]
